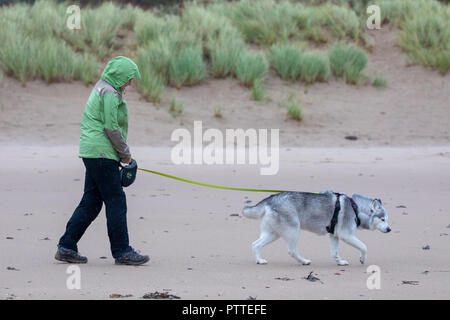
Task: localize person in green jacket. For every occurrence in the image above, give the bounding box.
[56,56,149,265]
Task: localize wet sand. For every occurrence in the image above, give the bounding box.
[1,145,449,299]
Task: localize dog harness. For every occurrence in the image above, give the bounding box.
[326,193,361,234]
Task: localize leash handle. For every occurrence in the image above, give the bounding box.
[120,158,136,168]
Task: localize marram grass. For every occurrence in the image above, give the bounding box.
[207,35,245,78]
[328,43,368,84]
[299,52,331,84]
[168,44,207,88]
[397,13,450,74]
[375,0,449,74]
[251,78,265,101]
[136,66,165,103]
[373,75,387,88]
[169,96,184,118]
[269,44,303,81]
[234,50,268,87]
[285,94,303,121]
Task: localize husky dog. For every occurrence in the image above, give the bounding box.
[242,191,391,266]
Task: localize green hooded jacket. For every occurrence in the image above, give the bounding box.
[79,56,141,162]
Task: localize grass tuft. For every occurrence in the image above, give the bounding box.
[231,0,298,45]
[208,35,245,78]
[37,39,76,83]
[299,52,331,84]
[285,94,303,121]
[136,67,165,103]
[234,50,268,87]
[328,43,368,84]
[169,96,184,118]
[135,13,180,47]
[251,78,265,101]
[214,105,223,118]
[168,44,207,88]
[373,75,387,88]
[269,44,303,81]
[80,2,138,59]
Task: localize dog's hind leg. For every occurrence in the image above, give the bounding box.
[281,227,311,265]
[329,235,349,266]
[340,235,367,264]
[252,232,279,265]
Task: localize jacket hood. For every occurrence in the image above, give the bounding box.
[101,56,141,91]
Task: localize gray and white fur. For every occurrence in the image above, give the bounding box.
[242,191,391,266]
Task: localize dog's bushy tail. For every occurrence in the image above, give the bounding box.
[242,203,266,219]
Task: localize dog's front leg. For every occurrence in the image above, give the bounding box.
[329,235,349,266]
[340,235,367,264]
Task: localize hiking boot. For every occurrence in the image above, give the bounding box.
[115,248,149,266]
[55,246,88,264]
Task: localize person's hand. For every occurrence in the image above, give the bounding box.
[122,158,132,165]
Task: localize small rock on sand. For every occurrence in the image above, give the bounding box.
[109,293,133,298]
[275,276,294,281]
[6,267,19,271]
[142,291,180,299]
[402,280,419,285]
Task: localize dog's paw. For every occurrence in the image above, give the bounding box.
[302,259,312,265]
[360,255,366,264]
[337,260,349,266]
[256,259,268,265]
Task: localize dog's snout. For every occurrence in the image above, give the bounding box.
[386,227,391,233]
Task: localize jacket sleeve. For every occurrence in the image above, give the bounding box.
[102,93,131,163]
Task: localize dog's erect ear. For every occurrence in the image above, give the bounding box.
[370,200,376,212]
[371,199,382,211]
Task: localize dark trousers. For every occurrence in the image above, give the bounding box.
[58,158,131,258]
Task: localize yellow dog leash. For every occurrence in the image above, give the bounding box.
[137,168,296,193]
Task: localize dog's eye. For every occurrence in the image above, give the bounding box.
[381,218,385,222]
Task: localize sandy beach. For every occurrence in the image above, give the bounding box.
[1,14,449,300]
[1,145,449,300]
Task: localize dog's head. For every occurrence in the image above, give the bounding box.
[351,194,391,233]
